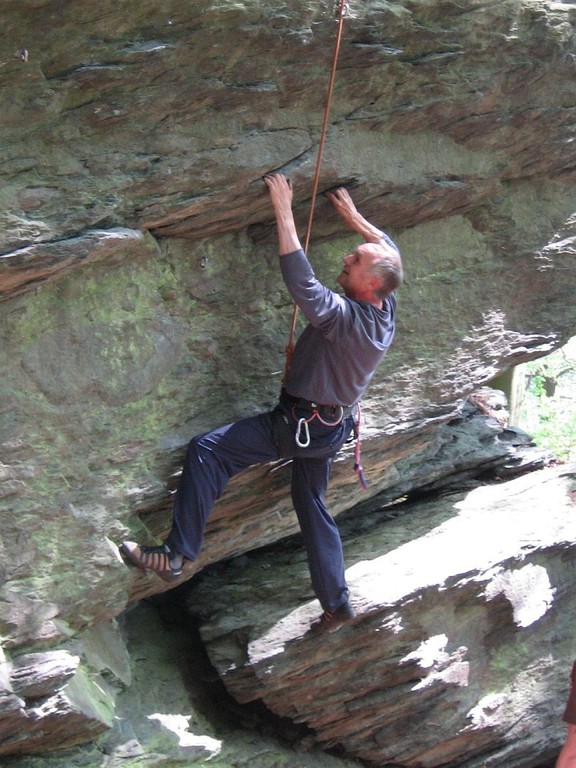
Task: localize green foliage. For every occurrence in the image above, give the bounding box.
[518,339,576,462]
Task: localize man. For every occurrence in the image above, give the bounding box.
[122,173,403,628]
[557,661,576,767]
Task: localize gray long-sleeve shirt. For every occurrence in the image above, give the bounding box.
[280,249,396,407]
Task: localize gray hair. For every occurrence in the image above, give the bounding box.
[369,244,404,299]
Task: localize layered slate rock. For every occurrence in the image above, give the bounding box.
[0,0,575,638]
[0,229,157,301]
[186,463,576,767]
[127,396,552,603]
[0,0,575,759]
[0,621,131,756]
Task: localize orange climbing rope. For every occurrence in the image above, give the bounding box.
[284,0,348,380]
[281,0,368,491]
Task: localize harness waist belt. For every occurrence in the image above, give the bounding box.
[280,388,355,419]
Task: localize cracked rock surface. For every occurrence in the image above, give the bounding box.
[0,0,575,761]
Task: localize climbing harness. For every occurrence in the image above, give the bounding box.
[281,0,369,489]
[294,403,345,448]
[291,399,367,488]
[277,389,367,486]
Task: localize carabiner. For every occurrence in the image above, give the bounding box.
[295,417,311,448]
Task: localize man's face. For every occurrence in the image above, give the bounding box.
[337,243,380,301]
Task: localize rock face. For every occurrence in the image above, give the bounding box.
[187,462,576,768]
[0,622,129,756]
[0,0,576,761]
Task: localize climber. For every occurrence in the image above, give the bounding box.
[121,173,403,630]
[556,660,576,768]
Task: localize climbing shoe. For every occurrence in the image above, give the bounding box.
[310,600,356,633]
[121,541,184,583]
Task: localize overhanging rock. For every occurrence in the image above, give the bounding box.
[186,463,576,768]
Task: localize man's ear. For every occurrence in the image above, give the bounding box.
[371,276,387,299]
[368,274,382,291]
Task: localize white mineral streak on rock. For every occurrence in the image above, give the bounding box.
[484,564,555,627]
[148,713,222,755]
[402,635,470,689]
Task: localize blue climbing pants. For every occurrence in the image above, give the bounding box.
[166,403,355,613]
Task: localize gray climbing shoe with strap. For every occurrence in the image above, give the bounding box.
[310,600,356,633]
[121,541,184,582]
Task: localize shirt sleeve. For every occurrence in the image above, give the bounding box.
[279,249,346,331]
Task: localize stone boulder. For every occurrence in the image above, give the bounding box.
[0,0,575,759]
[0,622,130,756]
[186,462,576,768]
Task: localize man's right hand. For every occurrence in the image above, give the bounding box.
[264,173,293,213]
[264,173,302,255]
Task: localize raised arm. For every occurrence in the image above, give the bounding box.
[264,174,302,255]
[326,187,387,245]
